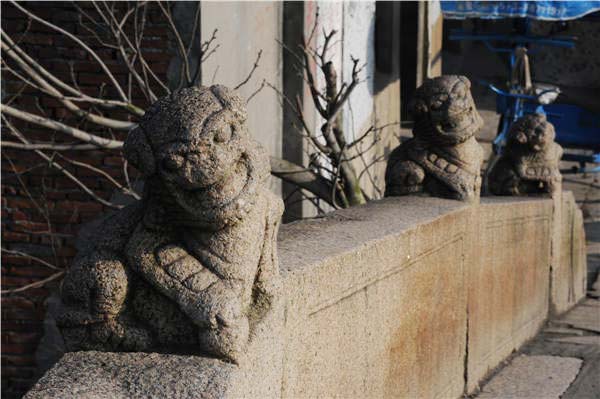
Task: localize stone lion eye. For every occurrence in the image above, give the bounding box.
[214,124,234,143]
[162,154,184,172]
[535,127,546,136]
[431,100,443,110]
[430,94,447,110]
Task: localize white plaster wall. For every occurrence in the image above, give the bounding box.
[305,1,344,155]
[200,2,282,194]
[427,0,443,77]
[342,2,376,143]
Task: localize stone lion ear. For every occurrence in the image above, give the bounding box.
[458,75,471,88]
[123,126,155,177]
[543,121,556,141]
[210,84,247,122]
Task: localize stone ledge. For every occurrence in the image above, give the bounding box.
[26,194,586,398]
[25,352,234,399]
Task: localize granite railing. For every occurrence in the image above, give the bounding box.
[25,193,586,398]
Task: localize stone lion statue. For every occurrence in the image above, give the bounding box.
[487,113,562,196]
[385,75,484,202]
[57,85,283,363]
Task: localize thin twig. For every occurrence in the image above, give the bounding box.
[2,104,125,149]
[9,0,128,101]
[234,50,262,90]
[1,248,62,271]
[1,271,65,295]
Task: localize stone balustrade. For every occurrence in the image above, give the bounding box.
[25,193,586,398]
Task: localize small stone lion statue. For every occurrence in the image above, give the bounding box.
[57,85,283,364]
[487,113,562,196]
[385,75,484,202]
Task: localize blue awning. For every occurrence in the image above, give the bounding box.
[441,1,600,21]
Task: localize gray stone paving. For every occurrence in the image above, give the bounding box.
[477,355,582,399]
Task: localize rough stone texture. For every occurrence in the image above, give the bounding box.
[476,355,582,399]
[551,191,588,314]
[25,301,285,399]
[28,193,587,398]
[25,352,235,399]
[518,297,600,399]
[279,197,470,399]
[466,197,553,392]
[549,336,600,346]
[488,113,563,197]
[553,300,600,334]
[56,85,284,364]
[385,75,484,202]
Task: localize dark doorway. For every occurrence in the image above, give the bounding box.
[399,1,423,120]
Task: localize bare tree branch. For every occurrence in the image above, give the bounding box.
[1,271,65,295]
[1,141,98,151]
[1,29,145,116]
[234,50,262,90]
[9,0,128,101]
[269,156,338,207]
[1,39,136,130]
[1,104,125,149]
[3,116,124,208]
[1,248,62,271]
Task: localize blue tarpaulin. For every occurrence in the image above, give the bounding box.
[441,1,600,21]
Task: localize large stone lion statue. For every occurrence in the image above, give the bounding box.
[487,113,562,197]
[385,75,484,202]
[57,85,283,364]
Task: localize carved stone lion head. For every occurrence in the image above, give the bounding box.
[124,85,269,224]
[410,75,483,145]
[507,113,556,153]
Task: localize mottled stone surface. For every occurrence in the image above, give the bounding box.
[553,300,600,334]
[385,75,484,202]
[279,197,471,399]
[476,355,582,399]
[551,191,587,314]
[25,352,234,399]
[488,113,563,197]
[466,197,554,392]
[57,85,283,363]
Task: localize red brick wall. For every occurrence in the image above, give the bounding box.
[1,2,172,397]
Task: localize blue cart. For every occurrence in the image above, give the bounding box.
[442,1,600,173]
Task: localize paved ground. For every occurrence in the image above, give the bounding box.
[475,295,600,399]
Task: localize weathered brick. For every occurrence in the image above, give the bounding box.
[8,209,30,221]
[0,255,31,266]
[21,34,53,46]
[56,200,103,213]
[1,3,171,395]
[0,366,35,378]
[1,355,36,368]
[104,156,125,166]
[2,231,30,243]
[6,265,57,278]
[5,198,36,210]
[12,221,49,233]
[1,295,35,308]
[2,185,18,195]
[1,276,38,288]
[1,342,39,355]
[2,332,41,345]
